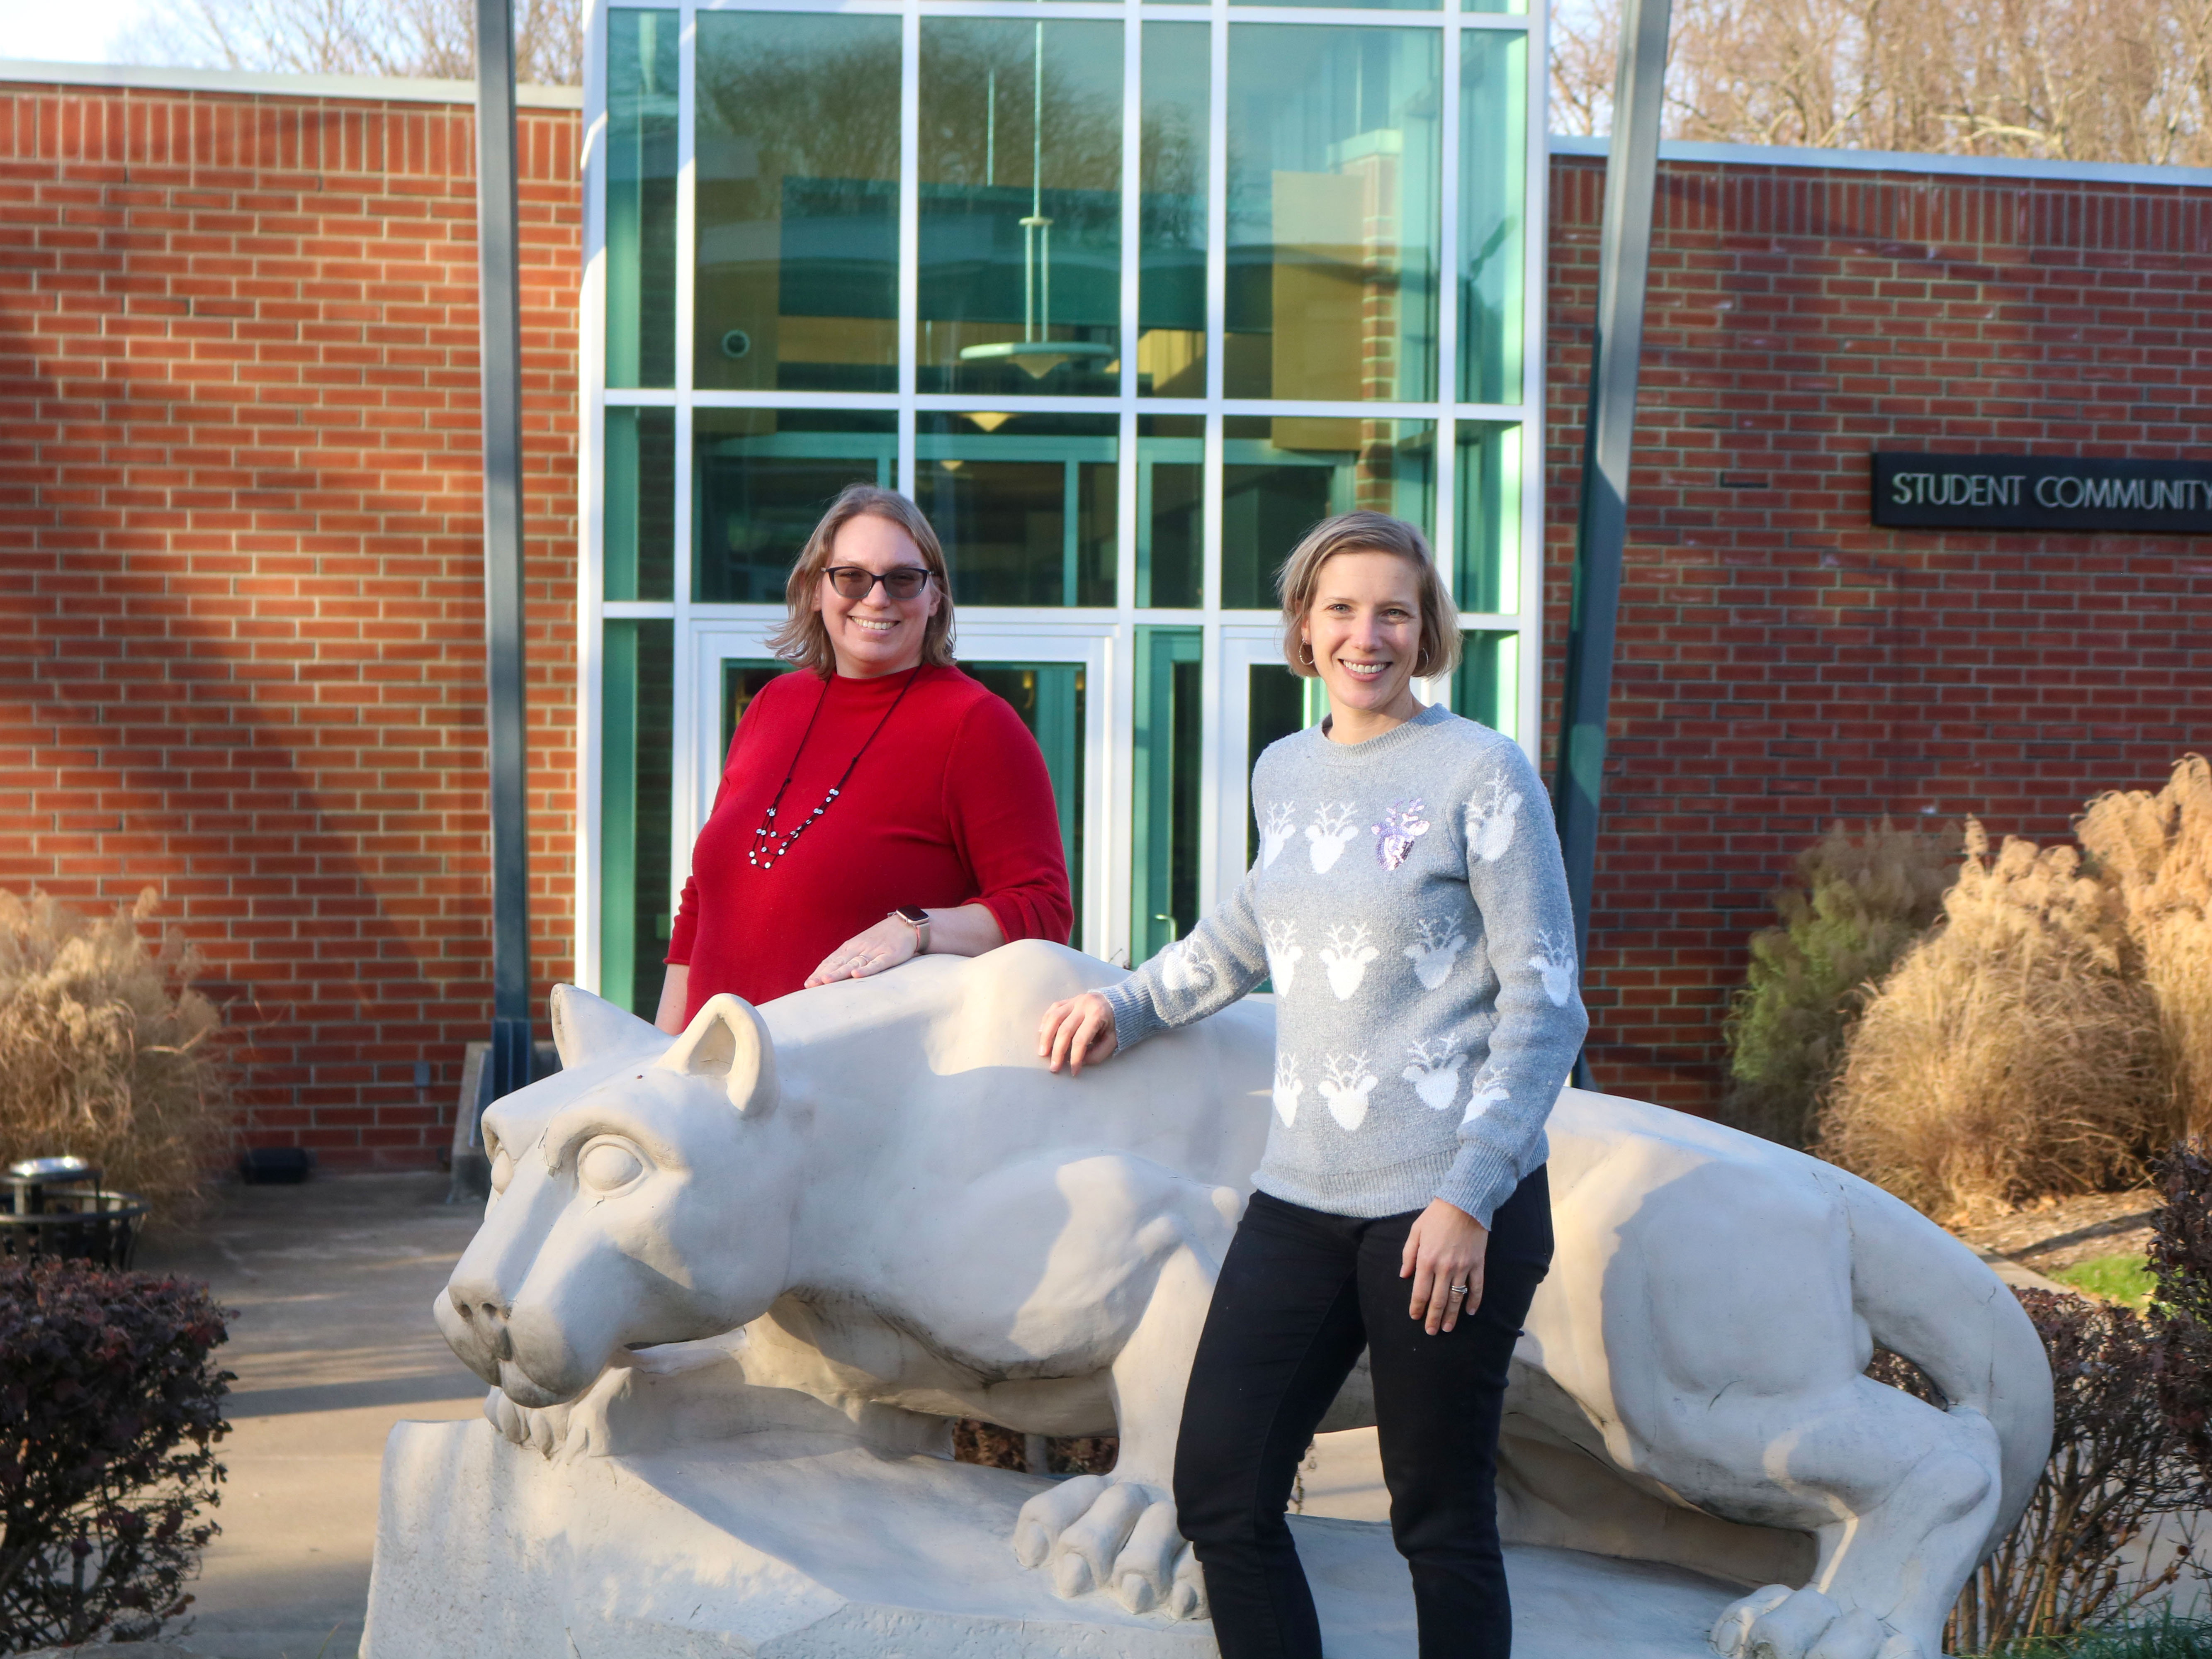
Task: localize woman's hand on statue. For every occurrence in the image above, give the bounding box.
[1038,992,1118,1076]
[804,915,919,988]
[1401,1199,1489,1335]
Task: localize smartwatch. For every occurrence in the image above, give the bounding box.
[890,904,931,955]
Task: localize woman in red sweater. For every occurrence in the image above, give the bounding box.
[654,485,1073,1028]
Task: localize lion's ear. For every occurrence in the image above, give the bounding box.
[548,983,664,1070]
[656,993,779,1117]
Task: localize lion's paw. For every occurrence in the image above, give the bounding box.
[1011,1474,1206,1620]
[1710,1586,1923,1659]
[483,1387,574,1459]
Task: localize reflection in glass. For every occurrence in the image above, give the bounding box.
[1459,31,1527,404]
[1140,24,1209,398]
[1138,415,1204,608]
[606,11,678,389]
[1133,626,1202,961]
[1225,27,1441,402]
[720,660,795,768]
[1455,630,1517,737]
[921,20,1122,396]
[965,664,1087,949]
[1455,422,1521,613]
[695,13,901,393]
[602,619,673,1015]
[1245,664,1328,863]
[1220,417,1435,608]
[693,410,897,603]
[1461,0,1528,15]
[916,413,1117,607]
[604,407,675,602]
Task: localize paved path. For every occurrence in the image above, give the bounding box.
[134,1174,488,1659]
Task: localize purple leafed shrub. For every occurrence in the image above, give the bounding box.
[0,1262,232,1649]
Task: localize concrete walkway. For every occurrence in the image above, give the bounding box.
[132,1174,489,1659]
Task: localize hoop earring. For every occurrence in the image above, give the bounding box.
[1298,638,1315,668]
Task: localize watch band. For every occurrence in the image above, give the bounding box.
[891,904,931,955]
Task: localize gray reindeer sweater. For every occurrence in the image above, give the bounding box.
[1104,703,1587,1229]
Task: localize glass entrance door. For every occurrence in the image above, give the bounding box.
[686,622,1108,962]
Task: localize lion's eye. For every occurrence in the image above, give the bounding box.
[578,1139,645,1194]
[489,1148,515,1194]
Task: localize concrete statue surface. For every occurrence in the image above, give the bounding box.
[365,941,2053,1659]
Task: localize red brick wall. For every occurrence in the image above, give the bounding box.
[0,79,583,1167]
[1544,153,2212,1115]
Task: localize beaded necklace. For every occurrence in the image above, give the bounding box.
[747,668,922,870]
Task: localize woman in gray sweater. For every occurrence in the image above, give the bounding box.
[1038,511,1587,1659]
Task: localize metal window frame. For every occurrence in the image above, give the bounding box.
[579,0,1547,984]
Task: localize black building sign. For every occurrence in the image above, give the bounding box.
[1872,453,2212,534]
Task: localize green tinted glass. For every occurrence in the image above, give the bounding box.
[1220,416,1436,608]
[1459,31,1528,404]
[915,412,1118,607]
[1454,421,1521,613]
[1225,27,1441,401]
[965,664,1087,949]
[1454,630,1517,737]
[919,19,1123,396]
[1139,24,1209,398]
[604,407,674,602]
[601,619,674,1015]
[695,12,902,393]
[1138,414,1204,608]
[605,11,678,389]
[693,410,897,603]
[1133,627,1202,962]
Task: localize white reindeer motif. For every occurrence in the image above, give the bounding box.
[1259,802,1297,868]
[1316,1053,1379,1131]
[1401,1034,1467,1113]
[1462,1060,1510,1126]
[1159,937,1213,995]
[1263,919,1305,996]
[1318,924,1380,1001]
[1529,928,1578,1007]
[1271,1054,1304,1127]
[1403,917,1468,990]
[1464,772,1524,865]
[1306,803,1360,873]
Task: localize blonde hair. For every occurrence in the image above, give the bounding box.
[766,484,958,677]
[1276,511,1460,680]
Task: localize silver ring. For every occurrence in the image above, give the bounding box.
[1449,1284,1468,1297]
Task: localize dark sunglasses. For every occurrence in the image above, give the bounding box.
[824,564,933,601]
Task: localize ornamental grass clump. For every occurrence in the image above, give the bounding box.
[0,1261,231,1649]
[0,889,231,1212]
[1720,819,1961,1147]
[1818,822,2173,1224]
[1818,757,2212,1223]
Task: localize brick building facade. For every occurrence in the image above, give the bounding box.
[1,66,2205,1160]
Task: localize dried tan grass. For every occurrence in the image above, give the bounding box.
[0,889,232,1212]
[2078,754,2212,1138]
[1818,821,2175,1224]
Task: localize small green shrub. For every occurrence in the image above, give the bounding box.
[1721,820,1960,1147]
[2149,1139,2212,1484]
[1974,1613,2212,1658]
[0,1261,231,1649]
[2050,1254,2157,1309]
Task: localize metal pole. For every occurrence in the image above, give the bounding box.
[475,0,532,1113]
[1552,0,1670,1090]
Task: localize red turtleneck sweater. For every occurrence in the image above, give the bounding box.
[666,664,1073,1015]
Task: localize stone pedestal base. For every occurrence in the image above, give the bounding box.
[365,1415,1741,1658]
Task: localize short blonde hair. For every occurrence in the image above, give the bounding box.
[766,484,958,677]
[1276,511,1460,680]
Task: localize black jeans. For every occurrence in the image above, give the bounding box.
[1173,1170,1553,1659]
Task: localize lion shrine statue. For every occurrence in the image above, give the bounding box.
[364,941,2052,1659]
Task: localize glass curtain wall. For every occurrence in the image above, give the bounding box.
[586,0,1545,1002]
